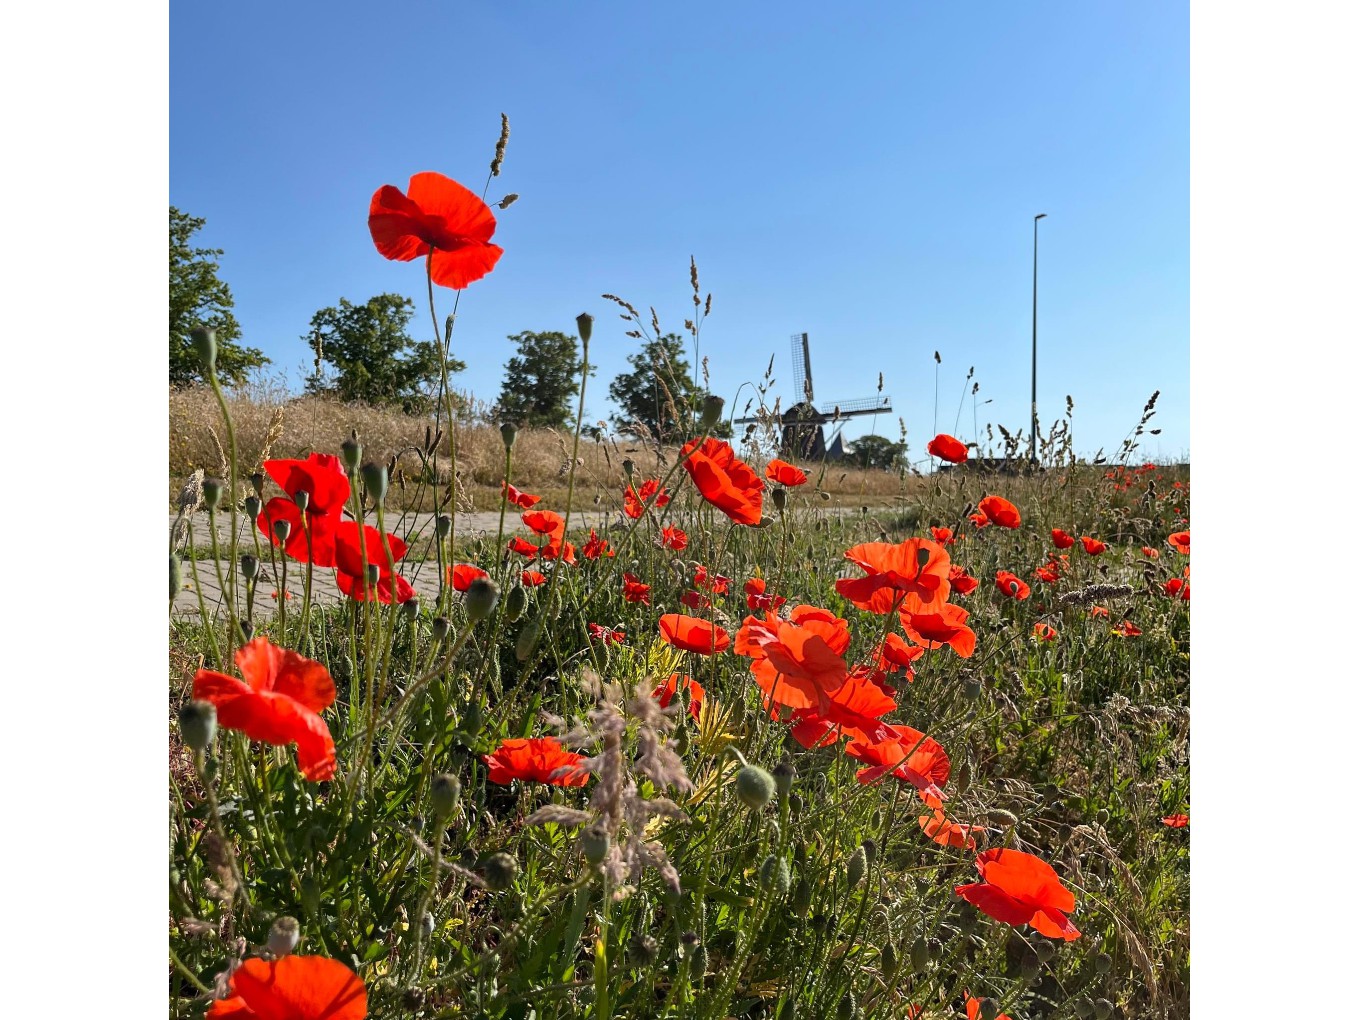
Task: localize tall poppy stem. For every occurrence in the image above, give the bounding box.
[206,372,242,661]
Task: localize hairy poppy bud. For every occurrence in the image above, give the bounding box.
[401,596,419,620]
[190,325,217,374]
[243,495,261,523]
[431,773,461,818]
[500,422,518,449]
[249,471,266,498]
[735,764,776,809]
[170,555,182,601]
[791,877,812,915]
[366,563,381,586]
[293,489,310,512]
[272,518,291,545]
[462,700,484,737]
[238,619,254,642]
[987,809,1019,827]
[862,838,877,871]
[976,998,1001,1020]
[267,916,300,958]
[465,577,500,622]
[690,943,708,976]
[1021,949,1042,981]
[482,852,518,891]
[700,394,724,428]
[435,513,452,538]
[1094,1000,1113,1020]
[504,584,528,622]
[576,312,593,346]
[1095,808,1110,825]
[773,761,796,801]
[1034,939,1054,963]
[431,616,451,641]
[1092,952,1112,974]
[240,554,258,581]
[621,458,635,477]
[836,991,856,1020]
[179,700,217,752]
[1073,1000,1093,1018]
[772,487,787,512]
[340,435,362,472]
[927,937,943,961]
[202,477,223,511]
[963,679,983,700]
[910,936,929,972]
[629,933,657,964]
[917,547,932,571]
[680,930,699,949]
[881,941,899,978]
[360,462,388,505]
[515,614,543,662]
[759,854,790,895]
[579,824,611,865]
[846,845,867,888]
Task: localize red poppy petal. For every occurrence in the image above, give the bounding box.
[267,648,337,714]
[429,243,504,290]
[406,172,498,242]
[954,883,1036,927]
[227,956,367,1020]
[1030,906,1082,941]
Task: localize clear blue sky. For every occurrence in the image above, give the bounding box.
[171,1,1187,463]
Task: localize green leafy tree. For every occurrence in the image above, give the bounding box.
[607,333,707,441]
[304,294,460,412]
[847,434,906,471]
[495,331,594,430]
[169,207,268,386]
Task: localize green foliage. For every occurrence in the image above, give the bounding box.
[303,294,461,413]
[169,207,268,386]
[495,330,594,430]
[847,433,906,471]
[608,333,705,441]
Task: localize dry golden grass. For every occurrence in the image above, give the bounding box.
[169,388,919,511]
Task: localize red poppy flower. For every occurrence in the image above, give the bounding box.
[1161,813,1189,828]
[926,433,969,463]
[1141,545,1160,559]
[659,614,730,655]
[1032,622,1058,642]
[1090,606,1110,618]
[368,171,503,290]
[954,848,1080,941]
[931,526,956,545]
[765,458,808,487]
[521,569,546,586]
[919,810,981,850]
[335,570,417,605]
[1033,563,1060,584]
[333,521,407,580]
[622,573,651,605]
[1165,569,1190,601]
[653,673,705,721]
[680,590,711,610]
[541,540,577,566]
[737,604,852,710]
[1051,528,1075,550]
[1167,530,1190,555]
[978,495,1021,529]
[582,529,614,559]
[523,509,564,537]
[193,638,337,781]
[207,955,367,1020]
[965,995,1012,1020]
[968,510,990,529]
[693,565,730,594]
[269,589,295,601]
[876,633,925,676]
[502,482,541,509]
[483,737,591,787]
[995,570,1031,600]
[256,454,351,567]
[900,603,976,658]
[836,538,952,615]
[1080,536,1107,556]
[623,479,669,519]
[947,565,979,596]
[508,535,540,557]
[744,577,787,611]
[1115,620,1142,638]
[680,437,765,526]
[447,563,488,591]
[587,623,626,644]
[845,724,950,806]
[783,668,897,749]
[660,525,688,551]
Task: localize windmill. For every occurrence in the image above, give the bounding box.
[733,333,893,460]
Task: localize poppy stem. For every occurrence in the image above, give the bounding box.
[184,528,222,666]
[206,372,242,661]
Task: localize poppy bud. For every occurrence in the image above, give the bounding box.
[760,854,790,895]
[1073,1001,1093,1018]
[772,487,787,512]
[360,462,388,505]
[791,877,813,915]
[927,937,943,961]
[987,809,1019,827]
[629,933,657,965]
[179,700,217,752]
[622,458,635,477]
[579,824,611,865]
[910,936,929,971]
[432,616,451,641]
[238,620,254,642]
[515,614,543,662]
[690,943,708,976]
[249,471,266,498]
[202,477,223,511]
[576,312,593,346]
[846,845,867,888]
[504,584,528,622]
[293,489,310,512]
[240,554,259,581]
[1092,952,1112,974]
[340,435,362,472]
[773,761,796,801]
[300,876,320,919]
[482,852,519,891]
[1034,939,1054,963]
[431,773,461,818]
[190,325,217,374]
[862,838,877,871]
[500,421,518,449]
[735,764,776,810]
[700,394,724,428]
[963,679,983,700]
[1094,999,1113,1020]
[462,700,484,737]
[435,513,452,538]
[680,930,699,950]
[976,998,1001,1020]
[267,916,300,958]
[465,577,500,622]
[1021,949,1042,981]
[401,597,419,620]
[272,519,291,545]
[1095,808,1110,825]
[955,758,972,795]
[244,495,261,523]
[170,555,182,601]
[366,563,381,586]
[836,991,856,1020]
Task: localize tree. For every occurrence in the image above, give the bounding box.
[169,207,269,386]
[303,294,461,412]
[608,333,706,441]
[847,434,906,471]
[495,331,593,430]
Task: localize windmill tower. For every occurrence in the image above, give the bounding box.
[734,333,893,460]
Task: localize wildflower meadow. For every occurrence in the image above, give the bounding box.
[169,153,1190,1020]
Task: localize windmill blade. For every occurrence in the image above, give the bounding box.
[791,332,814,404]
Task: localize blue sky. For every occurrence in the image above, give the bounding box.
[171,1,1187,463]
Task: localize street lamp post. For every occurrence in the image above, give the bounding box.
[1030,213,1047,464]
